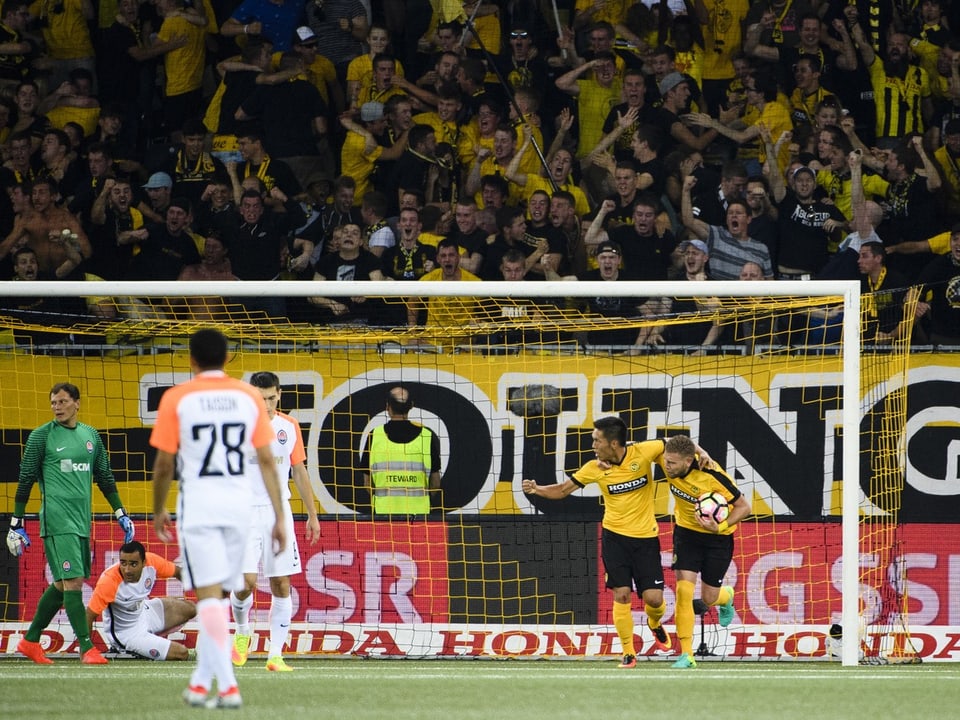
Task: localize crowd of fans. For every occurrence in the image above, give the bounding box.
[2,0,960,349]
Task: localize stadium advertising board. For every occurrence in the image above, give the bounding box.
[5,520,960,660]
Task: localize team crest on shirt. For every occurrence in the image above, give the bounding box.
[149,649,160,659]
[629,462,640,472]
[85,440,94,453]
[277,429,288,445]
[144,578,153,590]
[62,560,71,571]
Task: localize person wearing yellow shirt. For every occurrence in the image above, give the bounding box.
[406,238,481,343]
[506,128,590,218]
[523,418,718,668]
[460,0,501,56]
[692,0,750,114]
[685,70,792,177]
[283,26,344,114]
[555,53,622,159]
[28,0,95,89]
[346,26,404,110]
[154,0,206,139]
[341,103,386,205]
[851,25,933,148]
[413,87,464,160]
[660,434,749,669]
[464,124,525,208]
[572,0,631,29]
[932,118,960,220]
[39,68,100,138]
[356,52,408,107]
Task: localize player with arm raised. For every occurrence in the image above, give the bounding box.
[660,434,751,669]
[86,540,196,661]
[151,329,286,709]
[522,416,714,668]
[7,381,134,665]
[230,371,320,672]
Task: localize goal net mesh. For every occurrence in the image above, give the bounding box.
[0,282,916,662]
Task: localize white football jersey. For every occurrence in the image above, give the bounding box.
[249,411,305,505]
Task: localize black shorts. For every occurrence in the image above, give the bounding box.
[601,528,664,593]
[671,525,734,589]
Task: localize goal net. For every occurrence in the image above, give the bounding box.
[0,279,917,665]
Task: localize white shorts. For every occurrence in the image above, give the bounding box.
[179,524,248,593]
[109,598,173,661]
[241,504,301,578]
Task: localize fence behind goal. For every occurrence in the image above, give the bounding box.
[0,280,920,665]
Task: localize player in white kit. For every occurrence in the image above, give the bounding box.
[152,329,286,709]
[86,540,196,660]
[231,371,320,672]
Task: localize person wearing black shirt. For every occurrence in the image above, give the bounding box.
[578,240,648,350]
[858,241,912,343]
[235,52,329,187]
[447,198,488,274]
[608,193,677,280]
[308,223,385,324]
[381,217,435,282]
[127,198,201,281]
[770,165,845,277]
[916,228,960,344]
[393,124,437,212]
[601,69,656,163]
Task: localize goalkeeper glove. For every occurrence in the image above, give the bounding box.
[116,509,135,543]
[6,517,30,557]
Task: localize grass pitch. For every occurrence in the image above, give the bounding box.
[4,658,959,720]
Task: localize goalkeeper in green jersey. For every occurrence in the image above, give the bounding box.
[7,382,135,665]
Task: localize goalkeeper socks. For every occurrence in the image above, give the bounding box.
[230,590,253,637]
[25,584,64,642]
[644,599,666,628]
[63,589,93,653]
[711,586,732,609]
[612,601,636,656]
[268,595,292,659]
[675,580,696,657]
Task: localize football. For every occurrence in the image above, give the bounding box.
[696,491,729,523]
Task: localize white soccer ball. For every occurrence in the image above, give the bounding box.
[696,491,729,523]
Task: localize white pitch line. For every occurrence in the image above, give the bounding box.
[266,670,959,681]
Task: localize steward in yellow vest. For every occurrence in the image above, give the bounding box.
[363,386,441,515]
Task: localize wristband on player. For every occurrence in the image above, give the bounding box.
[10,516,22,529]
[717,520,729,533]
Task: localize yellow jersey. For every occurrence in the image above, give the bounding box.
[572,439,665,538]
[663,460,741,536]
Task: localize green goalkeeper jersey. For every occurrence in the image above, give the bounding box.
[16,420,117,538]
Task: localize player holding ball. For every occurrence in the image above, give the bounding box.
[661,434,751,669]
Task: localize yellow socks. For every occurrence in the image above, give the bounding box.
[645,599,666,628]
[612,601,636,656]
[675,580,696,656]
[712,585,732,608]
